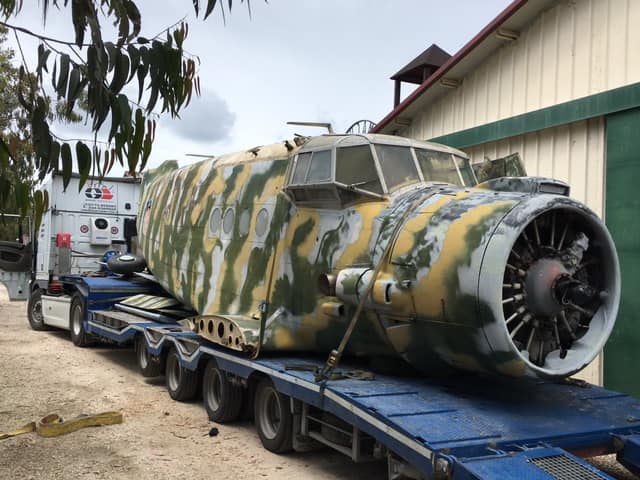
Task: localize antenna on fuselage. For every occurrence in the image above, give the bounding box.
[286,121,334,134]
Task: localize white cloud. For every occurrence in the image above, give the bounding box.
[169,89,235,143]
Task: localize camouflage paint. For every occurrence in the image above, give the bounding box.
[138,134,620,379]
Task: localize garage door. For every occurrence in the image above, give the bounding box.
[604,108,640,398]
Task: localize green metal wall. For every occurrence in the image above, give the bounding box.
[604,108,640,398]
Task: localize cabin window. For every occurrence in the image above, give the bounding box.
[375,145,419,192]
[335,145,383,194]
[415,149,463,186]
[223,207,235,234]
[239,209,251,236]
[255,208,269,236]
[208,207,221,236]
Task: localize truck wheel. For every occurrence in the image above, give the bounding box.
[254,377,293,453]
[135,334,162,377]
[27,289,48,331]
[165,347,198,401]
[70,294,92,347]
[202,358,244,423]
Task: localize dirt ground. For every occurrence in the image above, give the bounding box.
[0,286,636,480]
[0,287,389,480]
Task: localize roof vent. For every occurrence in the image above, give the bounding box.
[390,44,451,107]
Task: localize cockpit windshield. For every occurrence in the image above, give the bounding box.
[415,149,462,185]
[375,145,420,192]
[286,137,476,208]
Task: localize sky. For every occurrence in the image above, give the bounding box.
[7,0,513,173]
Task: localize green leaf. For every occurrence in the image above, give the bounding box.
[15,181,29,217]
[34,189,46,237]
[51,58,57,90]
[128,108,145,174]
[105,42,118,72]
[49,141,60,172]
[36,44,51,78]
[67,66,81,104]
[109,49,130,93]
[0,138,10,170]
[60,143,73,191]
[136,61,148,103]
[76,142,92,191]
[117,94,132,137]
[108,96,121,141]
[70,0,87,46]
[127,44,140,81]
[57,54,70,97]
[204,0,218,19]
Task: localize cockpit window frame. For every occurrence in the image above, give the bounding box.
[284,137,476,208]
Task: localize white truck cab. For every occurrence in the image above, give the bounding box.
[0,172,140,330]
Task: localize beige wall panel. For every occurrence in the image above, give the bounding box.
[525,15,543,112]
[498,48,515,118]
[487,54,502,121]
[404,0,640,141]
[590,0,609,93]
[463,118,604,214]
[572,0,593,99]
[556,4,574,101]
[627,0,640,81]
[462,118,605,384]
[540,9,559,105]
[607,0,628,87]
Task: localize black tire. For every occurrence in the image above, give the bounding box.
[135,334,162,377]
[70,294,92,347]
[107,254,146,274]
[254,377,293,453]
[202,358,244,423]
[165,347,199,401]
[27,289,48,331]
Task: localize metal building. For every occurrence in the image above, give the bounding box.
[373,0,640,394]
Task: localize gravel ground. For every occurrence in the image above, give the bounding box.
[0,286,637,479]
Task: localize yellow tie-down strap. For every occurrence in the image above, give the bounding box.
[0,411,123,440]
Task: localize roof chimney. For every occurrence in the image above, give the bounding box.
[391,44,451,107]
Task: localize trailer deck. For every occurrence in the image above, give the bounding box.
[69,275,640,479]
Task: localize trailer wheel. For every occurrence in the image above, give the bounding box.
[165,347,199,401]
[70,294,92,347]
[254,377,293,453]
[202,358,244,423]
[135,334,162,377]
[28,289,48,331]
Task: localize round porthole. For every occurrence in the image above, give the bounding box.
[255,208,269,236]
[239,209,250,236]
[209,207,222,235]
[223,207,235,234]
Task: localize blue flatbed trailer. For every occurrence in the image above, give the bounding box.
[65,274,640,479]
